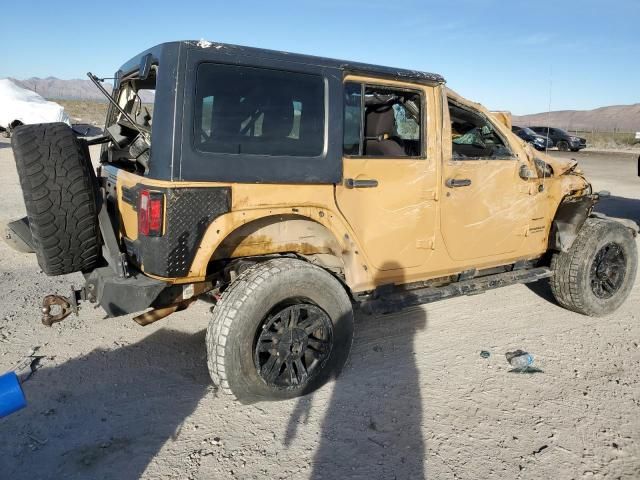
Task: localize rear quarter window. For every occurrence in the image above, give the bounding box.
[194,63,325,157]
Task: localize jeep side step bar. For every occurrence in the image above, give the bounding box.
[360,267,553,315]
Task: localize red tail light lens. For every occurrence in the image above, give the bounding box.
[138,190,164,236]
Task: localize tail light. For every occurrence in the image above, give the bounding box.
[138,190,164,236]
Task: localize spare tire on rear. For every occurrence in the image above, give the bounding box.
[11,123,100,275]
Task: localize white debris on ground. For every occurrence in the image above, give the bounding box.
[0,79,70,129]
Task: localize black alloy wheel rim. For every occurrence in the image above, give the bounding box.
[254,303,333,389]
[590,242,626,299]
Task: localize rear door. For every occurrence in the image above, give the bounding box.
[335,78,438,273]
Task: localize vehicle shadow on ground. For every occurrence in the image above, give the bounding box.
[526,279,556,304]
[285,263,428,479]
[0,329,211,480]
[0,141,12,149]
[594,195,640,225]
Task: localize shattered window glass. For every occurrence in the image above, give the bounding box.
[449,101,513,160]
[392,103,419,140]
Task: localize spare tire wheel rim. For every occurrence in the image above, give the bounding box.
[590,242,626,299]
[254,303,333,389]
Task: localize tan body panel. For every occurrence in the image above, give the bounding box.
[113,82,590,294]
[489,111,512,130]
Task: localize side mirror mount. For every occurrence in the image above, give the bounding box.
[519,164,536,180]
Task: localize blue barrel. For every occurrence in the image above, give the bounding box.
[0,371,27,418]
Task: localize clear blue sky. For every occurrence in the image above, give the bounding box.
[1,0,638,115]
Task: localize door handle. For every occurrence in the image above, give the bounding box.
[345,178,378,189]
[445,178,472,188]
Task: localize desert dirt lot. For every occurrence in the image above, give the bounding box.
[0,140,638,480]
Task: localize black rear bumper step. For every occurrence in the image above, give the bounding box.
[4,216,35,254]
[360,267,553,315]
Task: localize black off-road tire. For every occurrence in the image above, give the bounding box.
[550,218,637,316]
[206,258,354,403]
[11,123,100,275]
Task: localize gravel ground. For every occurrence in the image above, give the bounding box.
[0,139,638,480]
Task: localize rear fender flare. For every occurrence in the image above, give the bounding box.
[187,208,371,289]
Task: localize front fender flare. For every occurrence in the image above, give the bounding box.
[549,194,598,252]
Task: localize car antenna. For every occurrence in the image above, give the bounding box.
[544,66,552,157]
[542,66,553,188]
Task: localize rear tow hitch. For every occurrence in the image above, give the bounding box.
[41,287,89,326]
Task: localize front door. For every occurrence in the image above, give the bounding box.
[335,79,437,273]
[440,99,532,262]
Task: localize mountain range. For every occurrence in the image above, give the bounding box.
[513,104,640,133]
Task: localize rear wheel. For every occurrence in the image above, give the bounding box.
[206,258,354,403]
[557,140,570,151]
[550,218,637,316]
[11,123,100,275]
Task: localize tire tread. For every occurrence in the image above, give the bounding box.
[11,123,99,276]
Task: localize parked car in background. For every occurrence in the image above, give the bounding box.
[529,126,586,152]
[512,126,553,151]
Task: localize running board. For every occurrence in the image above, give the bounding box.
[360,267,553,315]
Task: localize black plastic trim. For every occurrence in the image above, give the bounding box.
[85,266,168,318]
[130,186,231,277]
[550,194,598,252]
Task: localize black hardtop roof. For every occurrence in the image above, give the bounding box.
[119,40,446,86]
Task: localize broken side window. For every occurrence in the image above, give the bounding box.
[448,101,513,160]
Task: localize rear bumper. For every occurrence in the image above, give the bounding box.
[84,266,183,318]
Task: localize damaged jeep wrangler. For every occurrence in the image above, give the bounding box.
[7,41,638,403]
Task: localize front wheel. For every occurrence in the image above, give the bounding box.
[206,258,354,403]
[550,218,638,316]
[570,148,580,152]
[557,140,570,151]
